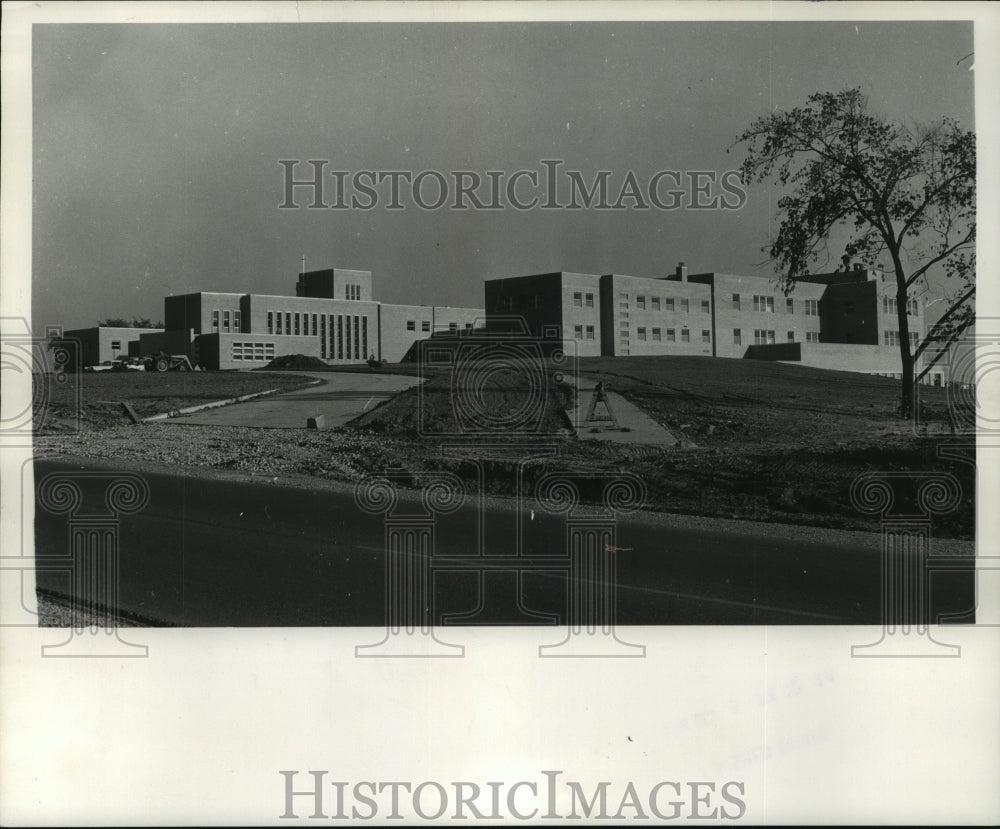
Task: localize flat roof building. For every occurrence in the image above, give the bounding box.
[484,262,939,384]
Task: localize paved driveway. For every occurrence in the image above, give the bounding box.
[171,371,421,428]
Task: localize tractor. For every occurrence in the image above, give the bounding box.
[143,351,196,372]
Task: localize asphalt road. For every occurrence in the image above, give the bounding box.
[31,458,975,626]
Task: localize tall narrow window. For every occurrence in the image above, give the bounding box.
[337,315,343,359]
[362,317,368,359]
[267,311,274,334]
[223,310,231,332]
[320,315,327,358]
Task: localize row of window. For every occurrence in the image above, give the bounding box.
[405,320,474,333]
[211,309,242,333]
[612,327,706,343]
[345,284,362,300]
[882,297,920,316]
[734,329,822,345]
[572,292,595,308]
[231,342,276,362]
[319,314,368,360]
[267,310,320,336]
[883,331,920,348]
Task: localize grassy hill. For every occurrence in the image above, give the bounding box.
[345,354,970,537]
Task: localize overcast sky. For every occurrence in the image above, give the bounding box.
[32,20,974,330]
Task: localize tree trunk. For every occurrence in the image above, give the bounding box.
[896,285,914,417]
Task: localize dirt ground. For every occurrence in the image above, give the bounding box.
[33,357,975,539]
[33,370,315,433]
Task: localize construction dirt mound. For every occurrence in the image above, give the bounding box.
[264,354,329,370]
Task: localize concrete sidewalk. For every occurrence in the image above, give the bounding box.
[566,378,678,446]
[165,371,422,429]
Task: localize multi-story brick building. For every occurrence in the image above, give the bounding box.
[154,267,482,369]
[483,262,941,384]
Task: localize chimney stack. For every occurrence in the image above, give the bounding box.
[676,261,688,282]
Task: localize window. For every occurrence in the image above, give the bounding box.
[680,299,689,313]
[620,321,629,330]
[637,327,647,341]
[111,340,122,351]
[665,298,675,312]
[449,322,458,332]
[638,296,646,310]
[652,328,661,341]
[733,328,742,345]
[212,310,220,330]
[806,332,820,343]
[702,330,711,343]
[345,316,352,358]
[234,311,241,331]
[585,325,595,340]
[787,331,795,341]
[337,315,343,359]
[619,329,629,340]
[805,299,818,316]
[294,313,300,335]
[276,313,283,335]
[884,331,900,347]
[620,310,629,319]
[702,300,710,314]
[354,315,360,359]
[754,329,776,345]
[285,313,291,335]
[732,293,741,310]
[407,320,416,331]
[267,311,274,334]
[320,316,326,358]
[620,292,628,300]
[883,296,896,315]
[422,320,431,332]
[223,310,231,332]
[908,299,919,316]
[573,292,583,307]
[362,317,368,359]
[465,322,473,330]
[651,297,660,311]
[753,295,775,313]
[666,328,676,342]
[619,301,629,310]
[586,293,594,307]
[312,314,318,336]
[786,298,794,314]
[909,332,919,349]
[231,342,275,362]
[574,324,583,339]
[681,329,690,343]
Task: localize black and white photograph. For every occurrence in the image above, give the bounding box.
[2,1,998,824]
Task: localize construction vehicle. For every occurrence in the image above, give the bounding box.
[143,351,196,372]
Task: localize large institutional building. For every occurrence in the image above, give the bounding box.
[65,261,941,385]
[484,262,939,382]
